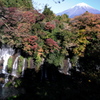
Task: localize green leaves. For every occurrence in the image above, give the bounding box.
[0,0,33,9]
[42,5,55,21]
[46,52,64,67]
[1,2,100,72]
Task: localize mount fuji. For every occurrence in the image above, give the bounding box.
[56,2,100,18]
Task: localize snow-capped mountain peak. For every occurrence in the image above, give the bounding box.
[57,2,100,18]
[74,2,92,8]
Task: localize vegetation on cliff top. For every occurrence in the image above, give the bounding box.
[0,0,100,74]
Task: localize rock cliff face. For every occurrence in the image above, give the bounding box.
[57,2,100,18]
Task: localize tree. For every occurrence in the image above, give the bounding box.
[70,12,100,72]
[50,0,65,3]
[42,5,55,21]
[0,0,33,10]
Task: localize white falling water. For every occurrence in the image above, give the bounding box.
[11,55,20,77]
[2,74,9,88]
[76,62,80,72]
[67,58,72,75]
[21,58,26,77]
[0,45,15,74]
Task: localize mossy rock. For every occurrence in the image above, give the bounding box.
[27,57,32,68]
[18,56,24,74]
[8,57,13,73]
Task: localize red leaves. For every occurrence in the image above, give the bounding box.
[1,7,45,32]
[0,19,4,27]
[31,43,38,50]
[0,6,61,56]
[21,10,44,24]
[46,38,57,46]
[45,22,55,30]
[22,11,35,23]
[71,12,100,30]
[8,7,17,12]
[70,12,100,40]
[17,23,31,33]
[23,35,39,55]
[36,13,45,22]
[45,38,60,52]
[24,35,38,42]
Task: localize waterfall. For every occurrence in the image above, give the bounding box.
[21,58,26,77]
[76,61,80,72]
[0,45,15,74]
[67,58,72,75]
[96,65,100,70]
[2,74,9,88]
[11,55,20,77]
[68,58,72,69]
[58,58,72,75]
[40,58,48,80]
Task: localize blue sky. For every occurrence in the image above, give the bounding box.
[32,0,100,14]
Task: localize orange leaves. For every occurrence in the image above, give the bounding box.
[37,47,44,56]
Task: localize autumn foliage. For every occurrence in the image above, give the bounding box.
[1,3,100,72]
[23,35,38,55]
[45,22,55,31]
[45,38,60,53]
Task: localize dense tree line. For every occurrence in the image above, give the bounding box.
[0,0,100,79]
[0,0,33,9]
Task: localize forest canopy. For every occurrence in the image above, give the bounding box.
[0,0,100,75]
[0,0,33,9]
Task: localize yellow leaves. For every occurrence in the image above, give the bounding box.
[76,33,90,45]
[74,44,86,56]
[77,38,85,43]
[61,49,68,55]
[73,44,86,56]
[35,53,44,71]
[73,33,90,56]
[73,48,84,56]
[79,29,86,33]
[88,80,91,82]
